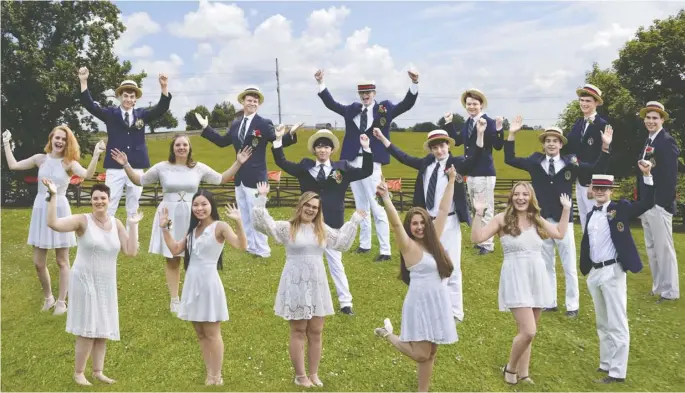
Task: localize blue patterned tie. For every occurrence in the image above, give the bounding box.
[467,118,475,138]
[125,112,130,127]
[239,117,248,144]
[426,163,440,211]
[359,108,368,132]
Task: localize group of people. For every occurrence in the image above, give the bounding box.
[1,65,681,391]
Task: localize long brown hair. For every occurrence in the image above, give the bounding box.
[502,182,549,239]
[399,207,453,285]
[289,192,326,246]
[44,125,80,164]
[168,135,197,168]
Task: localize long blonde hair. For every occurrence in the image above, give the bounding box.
[289,192,326,246]
[502,182,549,239]
[44,125,80,164]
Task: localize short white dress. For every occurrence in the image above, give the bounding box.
[498,227,553,311]
[177,221,229,322]
[140,162,222,258]
[66,215,121,340]
[400,251,458,344]
[251,195,362,320]
[27,156,77,249]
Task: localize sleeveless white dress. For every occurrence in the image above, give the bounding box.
[498,227,553,311]
[177,221,229,322]
[251,195,362,320]
[66,215,121,340]
[140,162,222,258]
[27,156,77,249]
[400,251,458,344]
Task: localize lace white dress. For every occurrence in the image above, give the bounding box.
[251,195,362,320]
[498,227,553,311]
[27,155,77,249]
[140,162,222,258]
[177,221,229,322]
[66,215,121,340]
[400,252,458,344]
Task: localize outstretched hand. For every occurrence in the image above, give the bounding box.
[158,208,170,228]
[41,178,57,195]
[224,203,241,221]
[473,192,487,214]
[601,125,613,147]
[195,113,208,129]
[128,210,144,224]
[110,149,129,166]
[559,193,572,209]
[509,115,523,133]
[236,146,253,164]
[256,181,270,196]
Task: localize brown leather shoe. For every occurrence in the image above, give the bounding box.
[594,376,625,383]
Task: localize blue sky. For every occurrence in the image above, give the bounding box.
[104,1,683,130]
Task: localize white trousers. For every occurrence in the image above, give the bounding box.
[441,215,463,320]
[641,205,679,299]
[235,184,270,258]
[576,181,594,231]
[541,219,580,311]
[105,168,143,219]
[349,160,391,255]
[324,248,352,308]
[587,263,629,379]
[466,176,495,251]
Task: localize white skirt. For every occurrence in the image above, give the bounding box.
[498,252,553,311]
[149,200,191,258]
[27,193,77,249]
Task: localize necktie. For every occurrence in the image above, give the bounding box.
[592,205,603,213]
[548,158,556,177]
[425,162,441,211]
[317,164,326,182]
[467,118,475,138]
[239,117,248,143]
[124,112,130,127]
[359,108,368,132]
[581,119,588,137]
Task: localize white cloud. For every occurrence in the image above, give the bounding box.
[194,43,213,59]
[130,45,153,58]
[167,0,249,40]
[581,23,634,50]
[114,12,161,56]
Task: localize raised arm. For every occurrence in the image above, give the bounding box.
[442,113,464,146]
[159,207,187,256]
[344,135,374,182]
[78,67,108,122]
[70,140,105,179]
[540,194,572,239]
[315,69,347,116]
[504,115,532,171]
[3,130,42,170]
[580,124,612,173]
[490,116,505,151]
[325,211,365,251]
[44,178,86,234]
[470,195,504,243]
[625,160,655,219]
[110,149,148,185]
[251,182,292,244]
[196,113,233,148]
[376,180,423,265]
[220,146,252,183]
[141,73,171,121]
[271,125,304,176]
[374,128,423,170]
[433,166,457,237]
[388,70,419,119]
[116,212,142,257]
[219,204,248,250]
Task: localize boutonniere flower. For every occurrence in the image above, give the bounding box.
[607,210,616,220]
[645,146,654,155]
[570,156,579,166]
[251,129,262,148]
[378,104,388,127]
[134,119,144,129]
[329,169,343,184]
[378,104,387,114]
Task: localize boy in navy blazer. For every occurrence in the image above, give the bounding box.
[271,129,373,316]
[374,123,483,323]
[504,116,612,317]
[636,101,680,302]
[198,86,298,259]
[78,67,171,221]
[563,84,609,230]
[314,69,419,262]
[581,162,654,384]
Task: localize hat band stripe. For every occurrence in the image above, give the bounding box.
[592,179,614,186]
[583,87,599,96]
[427,134,448,140]
[646,105,664,110]
[358,84,376,90]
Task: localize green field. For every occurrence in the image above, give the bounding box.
[1,205,684,392]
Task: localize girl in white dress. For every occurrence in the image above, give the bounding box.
[252,182,364,388]
[110,134,252,313]
[159,189,247,386]
[44,180,141,386]
[372,167,459,393]
[470,182,571,385]
[2,127,105,315]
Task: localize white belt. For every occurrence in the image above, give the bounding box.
[163,191,190,202]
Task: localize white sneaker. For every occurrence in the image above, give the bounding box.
[374,318,393,338]
[170,298,180,314]
[41,296,56,312]
[53,300,68,315]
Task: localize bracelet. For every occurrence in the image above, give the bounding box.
[45,192,54,202]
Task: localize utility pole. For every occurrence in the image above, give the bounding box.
[275,58,282,124]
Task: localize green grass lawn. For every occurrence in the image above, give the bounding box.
[2,206,684,392]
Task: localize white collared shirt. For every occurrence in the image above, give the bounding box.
[309,160,332,180]
[541,154,566,174]
[423,156,456,217]
[582,112,597,134]
[121,107,134,126]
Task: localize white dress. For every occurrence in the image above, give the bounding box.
[498,227,553,311]
[66,215,121,340]
[27,156,77,249]
[400,252,458,344]
[141,162,222,258]
[251,195,361,320]
[177,221,229,322]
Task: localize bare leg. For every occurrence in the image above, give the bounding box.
[91,338,115,383]
[165,257,181,300]
[417,344,438,392]
[203,322,224,385]
[74,336,94,385]
[306,317,325,386]
[54,248,70,301]
[192,322,210,381]
[385,335,434,363]
[289,320,312,387]
[505,308,537,383]
[33,247,54,309]
[515,308,542,382]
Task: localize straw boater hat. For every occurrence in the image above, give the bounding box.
[237,86,265,105]
[357,81,376,93]
[423,129,455,153]
[538,126,568,145]
[591,174,619,188]
[576,83,603,106]
[115,80,142,99]
[307,129,340,154]
[639,101,669,122]
[461,88,488,110]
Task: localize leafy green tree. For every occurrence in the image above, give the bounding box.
[210,101,236,129]
[147,109,178,133]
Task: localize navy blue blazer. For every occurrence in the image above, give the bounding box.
[580,182,655,275]
[636,129,680,214]
[443,114,503,177]
[202,114,297,189]
[563,115,609,186]
[386,144,482,225]
[272,146,372,229]
[80,89,172,169]
[318,87,417,165]
[504,140,610,222]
